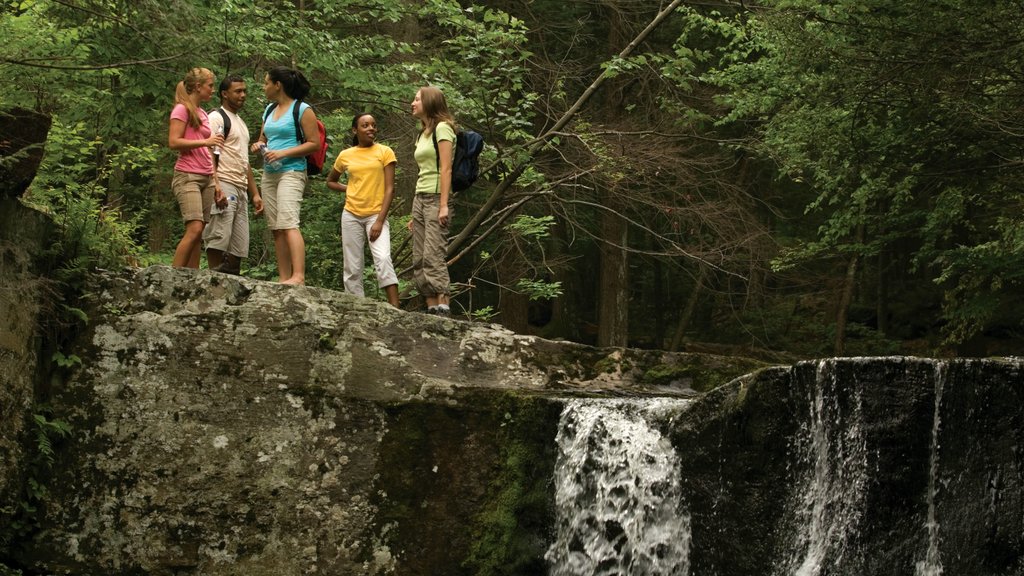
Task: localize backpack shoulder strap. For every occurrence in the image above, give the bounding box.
[432,129,439,169]
[215,107,231,138]
[293,100,305,144]
[263,102,278,123]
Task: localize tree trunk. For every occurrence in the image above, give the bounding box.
[497,254,531,334]
[670,265,707,352]
[877,249,888,336]
[598,189,629,347]
[835,225,866,355]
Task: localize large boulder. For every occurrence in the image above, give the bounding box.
[0,108,51,199]
[0,107,53,548]
[12,266,762,575]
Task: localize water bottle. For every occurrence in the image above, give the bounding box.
[212,126,224,157]
[257,142,282,170]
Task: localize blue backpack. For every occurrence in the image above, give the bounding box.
[433,128,484,192]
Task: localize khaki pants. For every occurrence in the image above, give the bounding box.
[411,194,451,297]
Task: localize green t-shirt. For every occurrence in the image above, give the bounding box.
[413,121,456,195]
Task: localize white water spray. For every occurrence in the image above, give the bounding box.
[915,361,946,576]
[779,360,869,576]
[545,398,692,576]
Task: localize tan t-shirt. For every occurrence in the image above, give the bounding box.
[209,108,250,188]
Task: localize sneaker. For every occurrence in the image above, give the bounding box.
[435,306,451,318]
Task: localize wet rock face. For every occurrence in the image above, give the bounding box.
[672,358,1024,576]
[13,266,757,575]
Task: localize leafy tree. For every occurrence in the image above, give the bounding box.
[685,0,1024,348]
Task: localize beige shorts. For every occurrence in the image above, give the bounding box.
[262,170,305,230]
[172,170,215,223]
[203,181,249,257]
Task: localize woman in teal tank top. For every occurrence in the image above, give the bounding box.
[252,66,320,285]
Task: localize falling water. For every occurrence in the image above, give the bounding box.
[778,360,869,576]
[915,361,946,576]
[545,398,692,576]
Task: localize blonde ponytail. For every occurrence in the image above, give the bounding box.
[174,67,212,129]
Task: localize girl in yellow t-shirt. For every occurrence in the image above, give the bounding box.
[326,113,400,307]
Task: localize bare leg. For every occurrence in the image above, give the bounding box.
[172,220,205,269]
[384,284,400,308]
[207,248,224,270]
[220,254,242,275]
[273,229,292,282]
[280,228,305,285]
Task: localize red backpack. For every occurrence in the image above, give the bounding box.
[263,100,328,176]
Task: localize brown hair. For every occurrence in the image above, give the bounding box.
[174,67,213,129]
[417,86,456,135]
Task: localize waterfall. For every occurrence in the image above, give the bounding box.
[915,361,946,576]
[778,359,869,576]
[545,398,692,576]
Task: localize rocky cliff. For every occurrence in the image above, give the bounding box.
[0,107,54,548]
[6,266,761,575]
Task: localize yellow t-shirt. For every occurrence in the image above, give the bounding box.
[332,143,398,217]
[414,121,456,195]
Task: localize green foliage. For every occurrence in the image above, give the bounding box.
[25,118,146,281]
[470,305,497,322]
[506,215,554,241]
[50,351,81,369]
[0,408,71,549]
[683,0,1024,343]
[514,279,562,301]
[32,412,72,468]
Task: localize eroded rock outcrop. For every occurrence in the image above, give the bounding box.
[0,107,53,542]
[12,266,761,575]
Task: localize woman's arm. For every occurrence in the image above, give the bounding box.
[436,138,453,227]
[168,118,221,151]
[326,168,348,193]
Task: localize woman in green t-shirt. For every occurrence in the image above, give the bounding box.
[410,86,456,316]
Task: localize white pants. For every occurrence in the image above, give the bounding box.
[341,210,398,296]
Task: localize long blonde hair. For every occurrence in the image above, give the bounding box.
[174,67,213,129]
[417,86,456,135]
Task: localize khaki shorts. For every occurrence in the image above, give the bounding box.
[262,170,305,230]
[203,181,249,257]
[172,170,215,222]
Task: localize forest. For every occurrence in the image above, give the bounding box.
[4,0,1023,359]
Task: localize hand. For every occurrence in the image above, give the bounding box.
[214,186,228,208]
[438,205,450,228]
[264,149,284,163]
[369,220,383,242]
[208,133,225,148]
[252,193,264,216]
[250,142,263,154]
